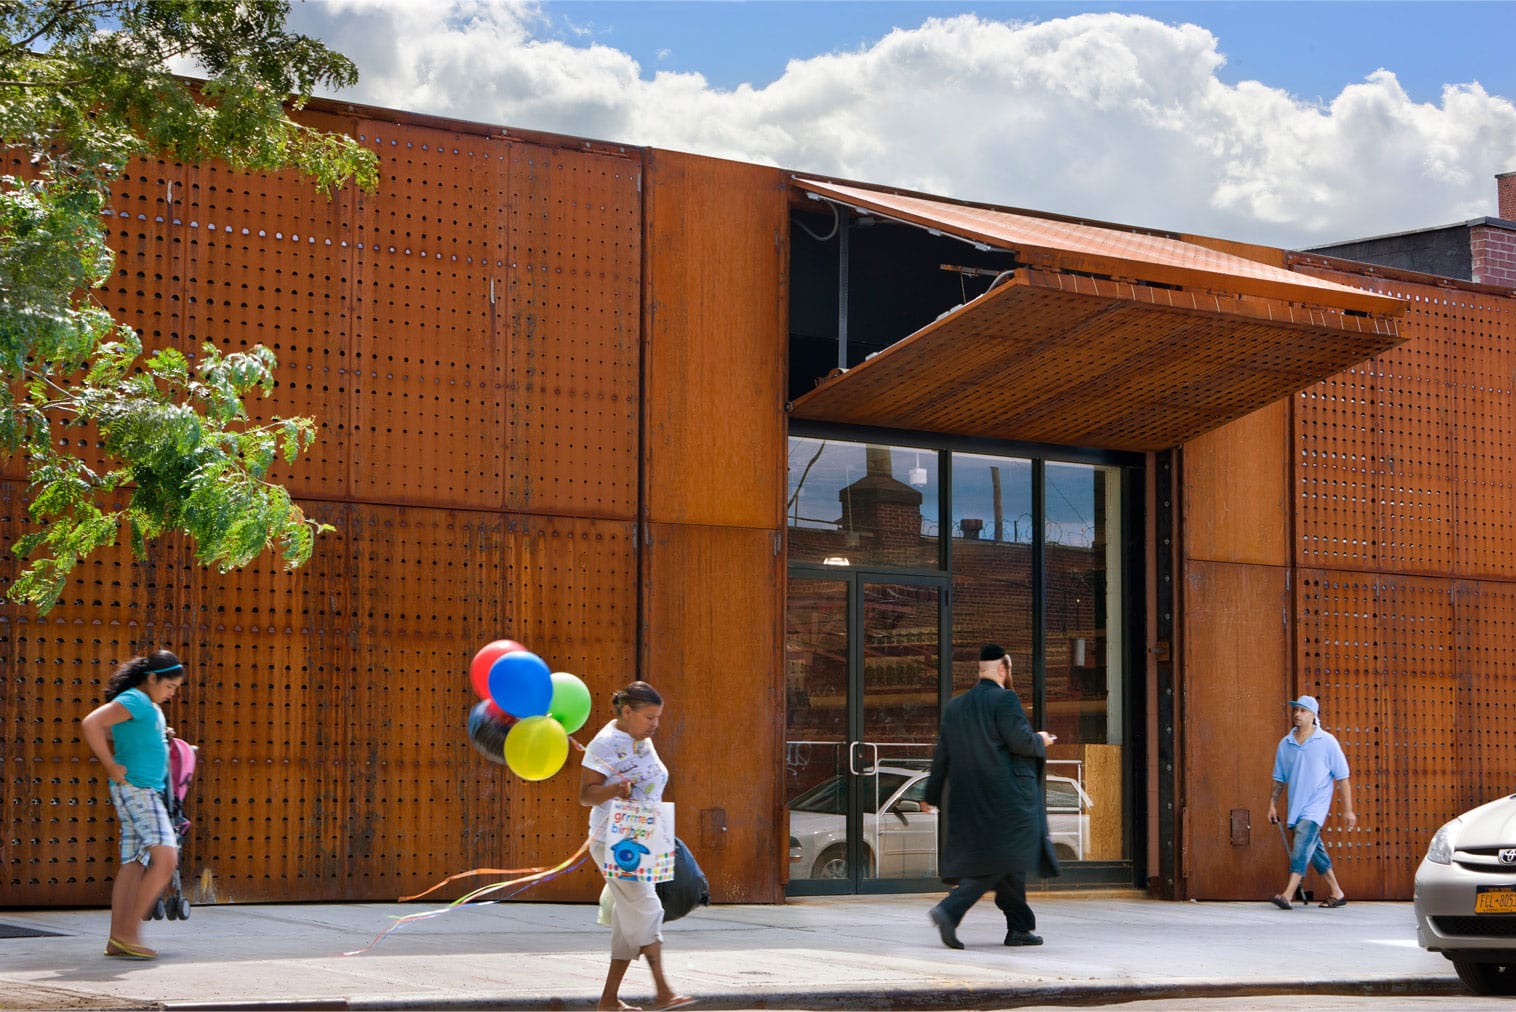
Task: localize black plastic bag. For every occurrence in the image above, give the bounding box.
[656,837,709,922]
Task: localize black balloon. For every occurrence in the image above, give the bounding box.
[467,700,515,764]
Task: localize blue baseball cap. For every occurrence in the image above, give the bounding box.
[1285,695,1319,715]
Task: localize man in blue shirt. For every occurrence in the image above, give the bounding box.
[1267,695,1357,910]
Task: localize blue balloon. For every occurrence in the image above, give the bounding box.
[488,650,553,718]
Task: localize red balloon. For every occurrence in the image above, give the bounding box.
[469,639,524,700]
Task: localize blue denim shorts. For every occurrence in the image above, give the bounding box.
[1288,819,1333,876]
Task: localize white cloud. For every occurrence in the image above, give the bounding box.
[282,3,1516,249]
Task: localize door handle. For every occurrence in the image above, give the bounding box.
[849,741,879,776]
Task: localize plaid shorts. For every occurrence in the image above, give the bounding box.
[108,781,177,865]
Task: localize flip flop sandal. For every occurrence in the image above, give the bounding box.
[1319,896,1348,908]
[104,937,158,959]
[1269,894,1292,910]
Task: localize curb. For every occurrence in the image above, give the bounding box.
[158,975,1465,1011]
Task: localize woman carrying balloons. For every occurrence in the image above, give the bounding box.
[579,681,695,1012]
[79,650,188,960]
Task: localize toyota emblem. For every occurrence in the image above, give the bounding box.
[1501,849,1516,865]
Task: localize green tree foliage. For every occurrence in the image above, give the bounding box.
[0,1,379,611]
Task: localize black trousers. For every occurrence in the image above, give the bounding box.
[935,869,1034,932]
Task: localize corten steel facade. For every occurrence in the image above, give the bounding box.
[1,96,1512,907]
[1180,257,1516,900]
[1,112,790,906]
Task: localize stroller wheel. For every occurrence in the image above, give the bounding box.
[150,898,166,921]
[177,898,191,920]
[165,897,179,921]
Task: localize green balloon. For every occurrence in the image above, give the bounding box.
[504,715,569,781]
[548,671,593,734]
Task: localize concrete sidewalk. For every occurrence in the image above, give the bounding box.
[0,893,1460,1011]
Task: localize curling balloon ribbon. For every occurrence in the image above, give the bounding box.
[345,837,591,955]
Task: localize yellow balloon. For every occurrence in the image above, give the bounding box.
[504,715,569,781]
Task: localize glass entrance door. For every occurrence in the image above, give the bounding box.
[786,574,945,895]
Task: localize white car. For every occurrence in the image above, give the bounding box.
[787,764,1093,880]
[1414,793,1516,995]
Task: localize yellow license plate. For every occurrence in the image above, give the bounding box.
[1475,888,1516,914]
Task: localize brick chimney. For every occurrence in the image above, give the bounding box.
[1500,171,1516,222]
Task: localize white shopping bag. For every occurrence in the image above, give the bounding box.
[601,799,676,883]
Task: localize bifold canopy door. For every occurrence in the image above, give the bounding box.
[789,179,1406,452]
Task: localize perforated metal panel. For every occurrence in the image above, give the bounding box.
[788,269,1404,452]
[1295,571,1459,898]
[0,118,648,906]
[349,122,507,508]
[1286,262,1516,900]
[179,113,359,499]
[0,482,188,905]
[505,143,641,518]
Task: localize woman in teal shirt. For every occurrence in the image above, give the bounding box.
[81,650,187,960]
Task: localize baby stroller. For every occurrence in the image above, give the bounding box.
[145,734,198,922]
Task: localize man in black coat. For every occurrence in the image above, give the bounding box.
[923,643,1059,949]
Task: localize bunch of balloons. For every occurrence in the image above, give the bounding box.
[466,639,593,782]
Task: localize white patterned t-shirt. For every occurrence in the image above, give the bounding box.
[582,720,669,841]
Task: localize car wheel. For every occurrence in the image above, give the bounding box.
[813,845,849,879]
[811,845,876,879]
[1454,961,1516,996]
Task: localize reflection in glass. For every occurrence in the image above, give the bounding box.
[788,438,939,568]
[785,578,848,881]
[949,452,1033,693]
[1044,462,1125,864]
[862,582,940,879]
[1044,463,1123,749]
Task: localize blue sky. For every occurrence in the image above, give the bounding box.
[282,1,1516,249]
[541,1,1515,104]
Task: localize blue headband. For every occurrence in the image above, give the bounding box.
[147,663,183,674]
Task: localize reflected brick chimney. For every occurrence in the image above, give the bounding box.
[1501,171,1516,222]
[838,447,923,563]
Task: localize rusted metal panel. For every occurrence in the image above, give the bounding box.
[644,150,789,528]
[170,499,352,902]
[1178,559,1291,900]
[1295,570,1458,900]
[348,121,507,509]
[505,141,642,520]
[174,119,359,501]
[795,178,1405,316]
[644,521,785,903]
[1181,400,1291,567]
[1296,264,1516,580]
[0,482,187,905]
[492,512,640,901]
[789,269,1404,452]
[1294,355,1382,572]
[1455,580,1516,812]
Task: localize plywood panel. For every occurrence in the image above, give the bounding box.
[1177,559,1289,900]
[645,151,788,528]
[1181,400,1290,567]
[645,522,784,902]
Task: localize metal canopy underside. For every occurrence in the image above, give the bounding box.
[788,180,1406,452]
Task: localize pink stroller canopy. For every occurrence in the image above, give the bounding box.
[168,737,197,802]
